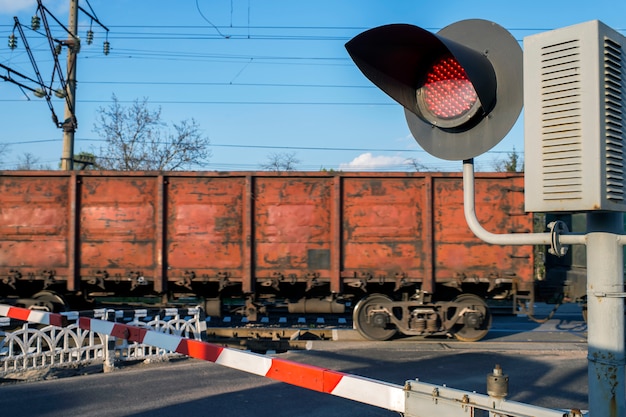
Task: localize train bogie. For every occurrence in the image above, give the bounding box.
[353,292,491,342]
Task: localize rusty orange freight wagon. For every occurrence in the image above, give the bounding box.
[0,171,533,341]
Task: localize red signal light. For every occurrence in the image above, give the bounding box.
[417,56,480,127]
[345,20,522,160]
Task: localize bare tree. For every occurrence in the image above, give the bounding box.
[406,158,431,172]
[261,152,300,172]
[493,148,523,172]
[93,95,211,171]
[0,143,9,168]
[16,152,51,170]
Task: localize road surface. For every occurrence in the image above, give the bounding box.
[0,303,588,416]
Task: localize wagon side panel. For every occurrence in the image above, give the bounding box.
[253,176,333,291]
[165,176,246,294]
[0,174,71,291]
[432,174,534,296]
[78,176,158,291]
[341,175,429,291]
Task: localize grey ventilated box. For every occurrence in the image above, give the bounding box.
[524,20,626,212]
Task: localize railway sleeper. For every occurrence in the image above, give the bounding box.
[205,327,333,354]
[353,293,492,342]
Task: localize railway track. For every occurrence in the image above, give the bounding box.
[201,302,582,352]
[1,299,521,354]
[205,327,335,352]
[202,313,353,352]
[0,306,355,354]
[2,293,538,354]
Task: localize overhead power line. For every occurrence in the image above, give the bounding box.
[0,98,395,105]
[80,80,374,88]
[2,137,520,157]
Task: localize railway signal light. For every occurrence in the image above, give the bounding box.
[345,19,522,160]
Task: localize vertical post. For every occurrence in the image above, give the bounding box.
[103,309,116,373]
[586,212,625,417]
[242,175,253,294]
[66,172,78,291]
[61,0,78,171]
[330,175,342,294]
[154,174,165,293]
[421,174,435,294]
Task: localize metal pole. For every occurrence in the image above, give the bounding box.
[462,160,586,246]
[586,213,625,417]
[60,0,78,171]
[463,159,626,415]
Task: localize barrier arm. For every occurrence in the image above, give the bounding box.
[0,304,585,417]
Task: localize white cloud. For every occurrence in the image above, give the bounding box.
[338,153,410,171]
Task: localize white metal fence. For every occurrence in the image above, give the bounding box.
[0,307,206,377]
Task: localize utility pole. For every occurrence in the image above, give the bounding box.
[60,0,78,171]
[3,0,107,170]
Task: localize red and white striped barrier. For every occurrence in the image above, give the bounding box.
[0,304,405,412]
[0,304,67,327]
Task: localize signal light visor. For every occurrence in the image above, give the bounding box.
[416,56,481,129]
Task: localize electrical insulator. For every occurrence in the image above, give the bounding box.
[54,44,62,55]
[86,30,94,45]
[103,41,110,55]
[8,34,17,50]
[31,15,41,31]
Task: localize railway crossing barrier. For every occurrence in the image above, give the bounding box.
[0,303,585,417]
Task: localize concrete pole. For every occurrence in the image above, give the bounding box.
[60,0,78,171]
[586,212,625,417]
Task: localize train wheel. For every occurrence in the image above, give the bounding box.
[31,291,69,313]
[353,294,397,341]
[452,294,492,342]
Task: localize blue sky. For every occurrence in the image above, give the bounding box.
[1,0,625,171]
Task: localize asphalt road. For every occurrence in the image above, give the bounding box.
[0,304,589,417]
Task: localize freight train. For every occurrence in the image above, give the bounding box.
[0,170,574,342]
